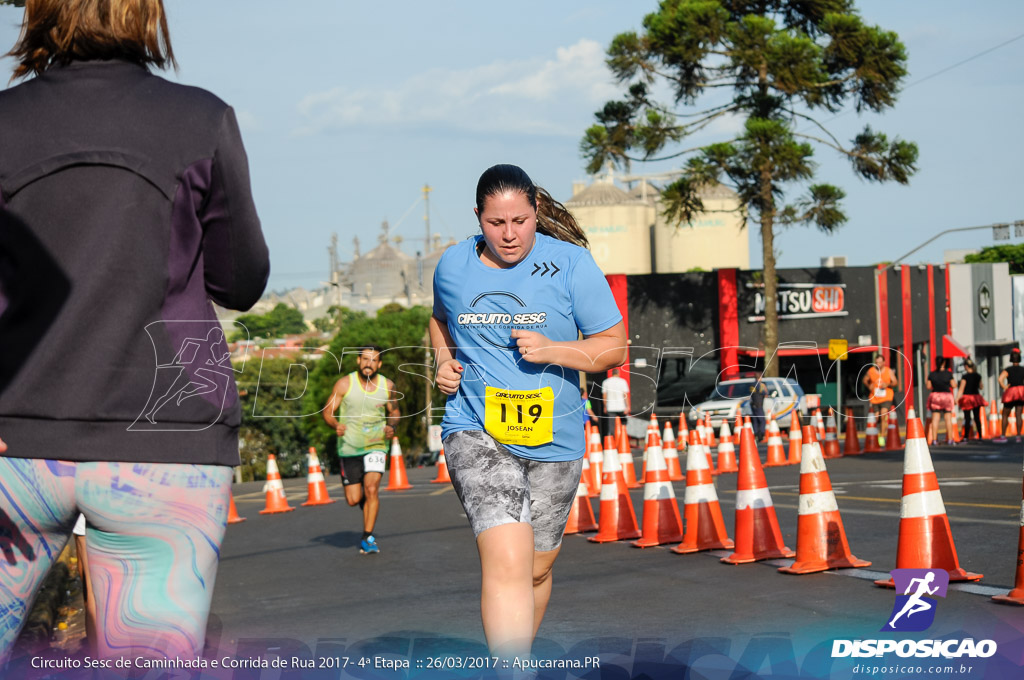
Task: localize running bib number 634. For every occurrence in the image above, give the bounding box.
[484,386,554,447]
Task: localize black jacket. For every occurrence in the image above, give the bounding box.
[0,60,269,466]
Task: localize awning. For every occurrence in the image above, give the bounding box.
[973,340,1019,358]
[941,335,970,359]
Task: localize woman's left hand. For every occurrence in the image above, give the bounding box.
[511,329,551,364]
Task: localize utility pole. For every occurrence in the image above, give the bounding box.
[423,184,432,252]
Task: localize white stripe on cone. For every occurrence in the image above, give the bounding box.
[643,481,675,501]
[901,490,947,518]
[798,490,840,515]
[736,487,774,510]
[904,439,936,474]
[685,483,719,505]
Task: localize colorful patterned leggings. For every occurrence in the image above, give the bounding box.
[0,458,231,662]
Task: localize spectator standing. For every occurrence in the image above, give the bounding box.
[600,368,630,439]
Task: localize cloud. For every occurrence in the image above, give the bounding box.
[294,39,618,137]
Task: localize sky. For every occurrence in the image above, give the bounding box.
[1,1,1021,293]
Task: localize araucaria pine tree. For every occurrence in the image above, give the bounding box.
[581,0,918,376]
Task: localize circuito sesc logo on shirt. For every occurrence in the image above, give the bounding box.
[456,291,548,350]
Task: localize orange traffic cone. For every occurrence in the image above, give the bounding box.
[843,407,862,455]
[717,421,738,474]
[564,477,598,535]
[302,447,336,506]
[618,427,641,489]
[704,414,717,448]
[633,430,684,547]
[885,411,903,450]
[814,409,825,442]
[586,430,603,495]
[227,490,246,524]
[431,445,451,484]
[764,414,787,467]
[722,424,794,564]
[863,412,881,453]
[589,435,641,543]
[672,430,733,554]
[822,409,841,459]
[1008,412,1019,437]
[260,454,295,514]
[738,416,758,466]
[788,412,803,465]
[384,437,413,490]
[663,422,684,482]
[992,475,1024,604]
[988,401,1001,439]
[779,427,871,574]
[874,418,983,587]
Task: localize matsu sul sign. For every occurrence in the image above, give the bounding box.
[747,282,848,322]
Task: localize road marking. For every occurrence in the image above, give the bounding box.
[703,553,1009,597]
[765,491,1019,510]
[430,485,453,496]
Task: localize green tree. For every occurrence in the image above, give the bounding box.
[311,305,369,334]
[965,244,1024,275]
[303,304,440,465]
[231,303,307,341]
[582,0,917,376]
[235,356,313,479]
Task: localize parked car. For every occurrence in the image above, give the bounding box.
[690,377,808,430]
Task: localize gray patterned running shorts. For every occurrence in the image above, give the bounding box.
[443,430,584,552]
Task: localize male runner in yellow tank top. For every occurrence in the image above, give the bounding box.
[323,345,400,554]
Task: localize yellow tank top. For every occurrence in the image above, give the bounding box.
[336,372,388,457]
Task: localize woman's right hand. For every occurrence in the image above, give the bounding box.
[436,359,464,395]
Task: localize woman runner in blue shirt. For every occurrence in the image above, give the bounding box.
[430,165,626,660]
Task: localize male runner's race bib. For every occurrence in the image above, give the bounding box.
[484,386,555,447]
[874,388,888,399]
[363,451,386,473]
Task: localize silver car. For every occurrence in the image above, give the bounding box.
[691,377,807,430]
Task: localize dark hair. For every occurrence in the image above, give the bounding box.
[935,355,945,370]
[8,0,175,80]
[1012,348,1021,364]
[359,344,384,356]
[475,164,589,249]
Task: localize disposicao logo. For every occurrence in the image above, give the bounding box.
[831,569,997,659]
[882,568,949,632]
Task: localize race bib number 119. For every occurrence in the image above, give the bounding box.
[484,386,554,447]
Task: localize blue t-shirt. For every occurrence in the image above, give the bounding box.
[433,233,622,461]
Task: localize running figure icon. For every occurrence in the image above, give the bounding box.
[889,572,939,628]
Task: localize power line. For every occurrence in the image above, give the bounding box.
[903,32,1024,91]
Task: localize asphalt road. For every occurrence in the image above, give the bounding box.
[199,437,1024,679]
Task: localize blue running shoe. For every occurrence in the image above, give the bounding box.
[360,535,380,554]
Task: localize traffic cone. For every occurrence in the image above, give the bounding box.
[1008,412,1019,438]
[863,412,881,453]
[586,430,604,495]
[814,409,825,442]
[788,412,803,465]
[564,477,598,535]
[663,422,684,482]
[227,490,246,524]
[843,407,862,455]
[260,454,295,514]
[678,411,689,447]
[618,426,641,489]
[722,423,794,564]
[779,427,871,574]
[704,414,717,448]
[672,430,734,554]
[764,414,787,467]
[874,418,983,587]
[431,445,451,484]
[633,430,684,547]
[885,411,903,450]
[589,435,641,543]
[738,416,758,466]
[822,409,842,459]
[988,401,1001,439]
[992,472,1024,604]
[717,421,738,474]
[301,447,336,506]
[385,437,413,490]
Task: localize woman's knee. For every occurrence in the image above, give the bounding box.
[533,562,554,587]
